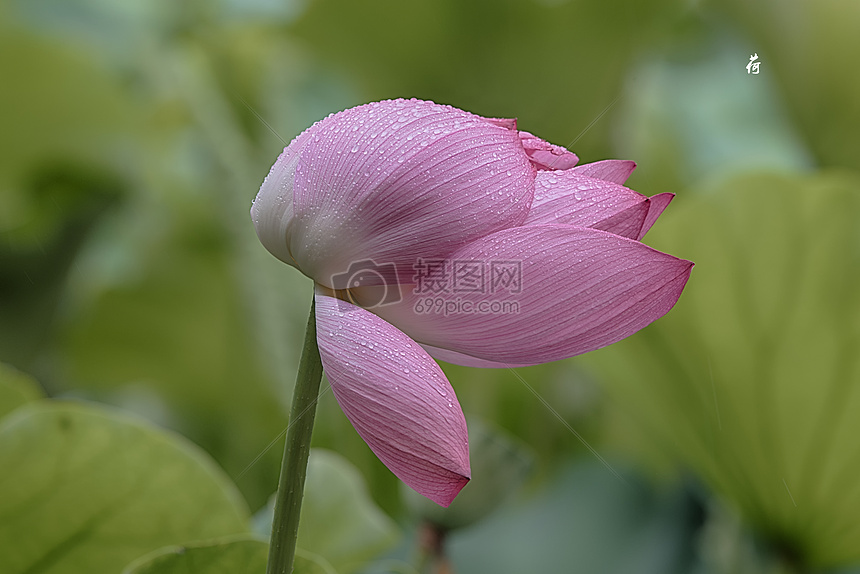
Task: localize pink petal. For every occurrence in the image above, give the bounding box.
[518,131,579,171]
[285,99,535,288]
[524,171,651,240]
[368,225,693,366]
[315,292,470,507]
[638,192,674,240]
[571,160,636,184]
[250,128,314,267]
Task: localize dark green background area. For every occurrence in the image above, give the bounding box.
[1,0,858,572]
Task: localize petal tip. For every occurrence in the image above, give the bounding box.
[430,473,471,507]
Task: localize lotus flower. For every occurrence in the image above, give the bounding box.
[251,98,692,506]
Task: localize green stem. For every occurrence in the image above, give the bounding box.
[267,299,324,574]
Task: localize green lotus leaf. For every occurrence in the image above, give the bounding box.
[123,535,336,574]
[0,363,44,421]
[588,170,860,568]
[0,401,250,574]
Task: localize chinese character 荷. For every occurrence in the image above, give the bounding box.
[746,53,760,75]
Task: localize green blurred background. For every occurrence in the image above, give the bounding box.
[1,0,859,572]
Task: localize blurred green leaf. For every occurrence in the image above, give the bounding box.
[0,25,131,370]
[253,449,399,574]
[297,449,399,570]
[123,536,269,574]
[588,170,860,568]
[0,160,124,370]
[123,535,337,574]
[0,401,250,574]
[0,363,44,420]
[56,199,295,509]
[0,28,131,227]
[447,461,701,574]
[293,551,339,574]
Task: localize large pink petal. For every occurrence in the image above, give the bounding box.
[518,131,579,171]
[315,292,470,507]
[366,225,693,366]
[524,171,652,240]
[571,159,636,184]
[286,99,535,288]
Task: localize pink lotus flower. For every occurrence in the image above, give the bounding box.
[251,99,692,507]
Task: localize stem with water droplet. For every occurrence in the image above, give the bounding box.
[267,299,323,574]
